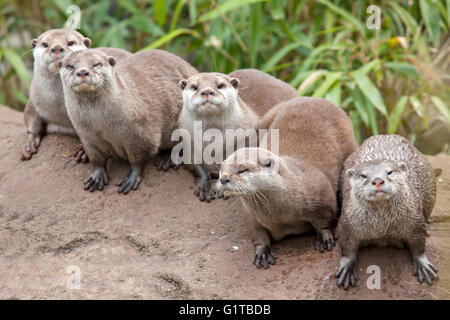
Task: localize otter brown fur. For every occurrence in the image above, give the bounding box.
[21,28,132,162]
[228,69,298,117]
[336,134,438,289]
[178,72,261,202]
[216,97,358,268]
[60,48,197,194]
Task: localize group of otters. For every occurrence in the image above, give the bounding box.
[21,29,438,289]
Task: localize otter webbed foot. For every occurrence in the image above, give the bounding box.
[155,150,179,171]
[413,255,438,285]
[195,178,213,202]
[253,245,276,269]
[72,144,89,163]
[336,256,357,290]
[21,135,41,161]
[116,166,142,194]
[314,229,335,252]
[84,167,108,192]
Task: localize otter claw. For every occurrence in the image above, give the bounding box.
[116,173,141,194]
[314,230,335,252]
[21,139,41,161]
[195,180,212,202]
[253,246,276,269]
[413,256,438,286]
[155,151,179,171]
[72,144,89,163]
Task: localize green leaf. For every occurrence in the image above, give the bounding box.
[140,29,200,51]
[312,72,341,98]
[388,96,408,134]
[385,62,419,77]
[2,48,30,88]
[350,86,369,126]
[198,0,267,23]
[129,14,164,35]
[431,96,450,123]
[351,70,387,116]
[316,0,366,37]
[420,0,442,47]
[154,0,167,27]
[324,81,341,107]
[12,89,28,104]
[261,42,301,72]
[170,0,186,32]
[116,0,140,14]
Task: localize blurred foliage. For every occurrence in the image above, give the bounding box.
[0,0,449,144]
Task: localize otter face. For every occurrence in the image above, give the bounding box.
[59,50,116,93]
[32,29,91,74]
[179,73,240,116]
[216,148,279,197]
[347,161,408,202]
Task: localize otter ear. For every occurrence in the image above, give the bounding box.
[179,79,188,90]
[31,39,38,48]
[346,169,355,177]
[230,78,240,89]
[399,162,407,172]
[107,56,116,66]
[258,158,273,168]
[83,38,92,48]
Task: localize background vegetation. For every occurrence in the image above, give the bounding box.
[0,0,449,146]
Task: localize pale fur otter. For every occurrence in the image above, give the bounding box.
[229,69,298,117]
[60,49,197,194]
[216,97,358,268]
[178,73,261,202]
[336,134,437,289]
[21,28,132,162]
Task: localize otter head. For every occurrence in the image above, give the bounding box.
[347,160,408,202]
[32,29,91,74]
[179,73,240,117]
[216,147,281,197]
[59,49,116,93]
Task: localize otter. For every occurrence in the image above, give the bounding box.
[178,72,264,202]
[59,48,197,194]
[21,28,132,162]
[216,97,358,268]
[228,69,298,117]
[335,134,438,289]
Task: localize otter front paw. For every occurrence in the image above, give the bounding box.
[253,245,276,269]
[21,137,41,161]
[335,256,357,290]
[72,144,89,163]
[116,170,141,194]
[195,180,213,202]
[84,168,108,192]
[413,255,438,285]
[314,229,335,252]
[155,151,179,171]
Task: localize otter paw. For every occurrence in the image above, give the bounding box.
[413,255,438,286]
[195,181,213,202]
[335,257,357,290]
[72,144,89,163]
[84,168,108,192]
[21,139,40,161]
[314,229,335,252]
[116,173,141,194]
[155,152,179,172]
[253,246,276,269]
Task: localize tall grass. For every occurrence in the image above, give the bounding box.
[0,0,449,144]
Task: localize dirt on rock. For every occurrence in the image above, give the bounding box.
[0,105,449,300]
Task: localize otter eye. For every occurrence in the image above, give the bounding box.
[217,83,224,89]
[68,41,75,46]
[360,174,367,179]
[93,62,102,68]
[191,85,198,91]
[66,64,74,70]
[238,167,248,174]
[42,42,48,48]
[387,171,393,175]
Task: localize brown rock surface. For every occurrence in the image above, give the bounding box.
[0,105,449,299]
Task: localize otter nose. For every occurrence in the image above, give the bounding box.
[220,178,230,185]
[76,69,90,78]
[51,45,64,54]
[201,89,215,97]
[372,178,384,187]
